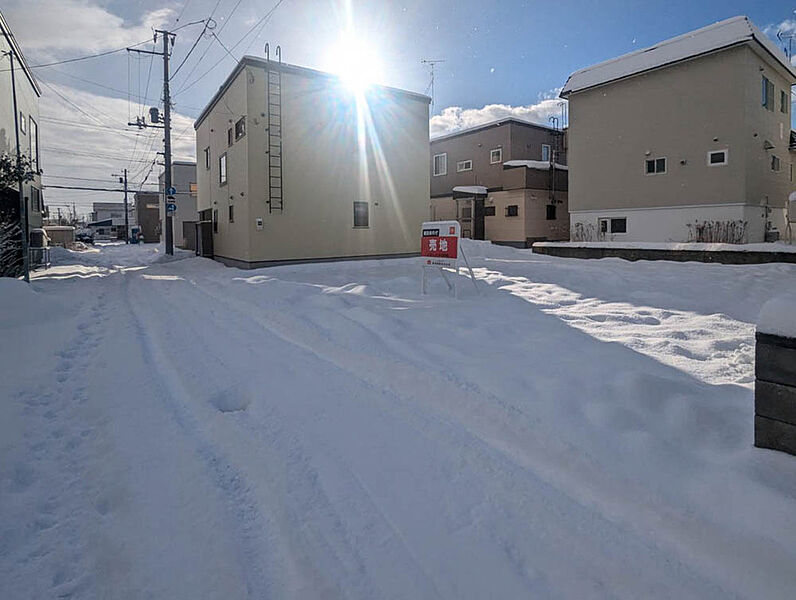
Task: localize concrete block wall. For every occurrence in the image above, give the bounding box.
[755,332,796,456]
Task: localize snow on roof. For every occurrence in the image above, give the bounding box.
[561,16,796,97]
[452,185,488,196]
[503,160,569,171]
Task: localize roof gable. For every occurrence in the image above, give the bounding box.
[561,16,796,97]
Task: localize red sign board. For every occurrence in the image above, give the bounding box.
[421,235,458,259]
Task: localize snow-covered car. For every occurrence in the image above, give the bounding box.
[75,229,94,244]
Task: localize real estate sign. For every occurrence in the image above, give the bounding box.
[421,220,460,268]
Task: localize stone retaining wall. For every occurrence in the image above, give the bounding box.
[755,332,796,456]
[532,245,796,264]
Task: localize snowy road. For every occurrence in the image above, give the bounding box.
[2,242,796,598]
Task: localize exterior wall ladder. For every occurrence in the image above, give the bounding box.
[265,44,283,213]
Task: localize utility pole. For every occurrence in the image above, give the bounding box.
[112,168,129,243]
[421,59,445,111]
[128,29,175,255]
[3,48,29,281]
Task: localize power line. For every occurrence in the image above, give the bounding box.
[0,38,152,72]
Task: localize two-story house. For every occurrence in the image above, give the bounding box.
[194,56,430,268]
[1,9,43,275]
[562,16,796,243]
[430,117,569,247]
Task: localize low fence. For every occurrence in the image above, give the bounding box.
[532,244,796,265]
[755,332,796,456]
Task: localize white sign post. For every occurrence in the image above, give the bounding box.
[420,220,478,297]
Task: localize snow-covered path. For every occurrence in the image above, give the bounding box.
[2,242,796,598]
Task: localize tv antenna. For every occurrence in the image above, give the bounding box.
[421,59,445,110]
[777,29,796,59]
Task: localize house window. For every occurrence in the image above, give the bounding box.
[771,155,781,172]
[29,117,39,172]
[189,182,198,196]
[505,204,519,217]
[781,90,789,114]
[461,206,472,219]
[30,187,40,212]
[219,153,227,185]
[213,209,218,233]
[600,217,627,234]
[541,144,551,162]
[433,153,447,176]
[483,205,496,216]
[645,157,666,174]
[546,204,556,220]
[456,159,472,172]
[707,149,728,166]
[227,128,233,146]
[19,112,26,135]
[353,201,369,227]
[490,148,502,164]
[762,76,774,111]
[204,147,210,169]
[228,205,234,223]
[235,117,246,140]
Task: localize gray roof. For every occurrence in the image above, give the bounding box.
[195,56,430,130]
[430,116,559,143]
[561,16,796,97]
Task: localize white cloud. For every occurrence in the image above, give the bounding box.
[38,83,194,217]
[430,93,567,138]
[4,0,172,54]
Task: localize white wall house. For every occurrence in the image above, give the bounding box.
[562,16,796,243]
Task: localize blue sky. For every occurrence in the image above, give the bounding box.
[3,0,796,214]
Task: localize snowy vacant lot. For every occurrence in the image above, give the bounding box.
[2,241,796,598]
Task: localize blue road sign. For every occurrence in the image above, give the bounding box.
[166,202,177,213]
[167,186,177,196]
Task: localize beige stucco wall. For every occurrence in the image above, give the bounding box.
[197,64,430,264]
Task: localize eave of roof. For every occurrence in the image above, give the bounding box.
[0,9,42,97]
[561,16,796,98]
[195,56,430,130]
[430,116,560,143]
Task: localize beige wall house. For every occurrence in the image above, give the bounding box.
[562,16,796,243]
[194,56,430,268]
[430,118,569,247]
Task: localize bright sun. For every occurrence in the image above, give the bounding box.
[329,35,384,93]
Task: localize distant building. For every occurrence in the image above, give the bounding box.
[1,9,43,274]
[159,161,198,250]
[133,192,159,243]
[88,202,134,240]
[429,117,569,247]
[561,16,796,243]
[194,56,430,268]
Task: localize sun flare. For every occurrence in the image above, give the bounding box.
[328,34,385,93]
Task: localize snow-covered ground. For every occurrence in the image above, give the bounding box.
[2,240,796,598]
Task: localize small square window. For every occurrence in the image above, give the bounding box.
[353,201,369,227]
[610,218,627,233]
[505,204,518,217]
[541,144,551,162]
[490,148,502,164]
[228,205,234,223]
[645,157,666,174]
[433,153,447,176]
[546,204,556,220]
[483,205,496,216]
[456,160,472,172]
[708,150,728,166]
[235,117,246,140]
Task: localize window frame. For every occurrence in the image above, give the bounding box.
[353,201,369,228]
[213,209,218,233]
[29,116,38,172]
[19,112,26,135]
[30,187,40,213]
[541,144,551,162]
[456,159,473,172]
[228,204,234,223]
[771,154,781,172]
[599,217,628,235]
[645,156,667,175]
[490,148,503,164]
[483,205,496,216]
[546,204,556,220]
[204,147,210,170]
[781,89,789,114]
[219,153,228,186]
[707,149,728,167]
[762,76,775,111]
[432,153,447,176]
[235,117,246,140]
[505,204,519,217]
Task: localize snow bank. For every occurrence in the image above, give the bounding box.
[0,279,67,328]
[758,294,796,339]
[535,241,796,253]
[503,159,569,170]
